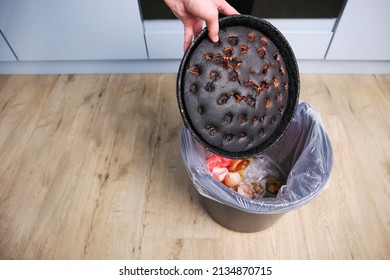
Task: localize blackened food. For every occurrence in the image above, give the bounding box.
[182,25,290,154]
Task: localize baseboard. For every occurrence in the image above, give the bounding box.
[0,59,389,75]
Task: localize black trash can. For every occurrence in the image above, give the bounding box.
[180,102,333,232]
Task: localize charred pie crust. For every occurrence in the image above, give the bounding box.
[177,15,299,159]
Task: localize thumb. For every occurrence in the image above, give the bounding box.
[206,1,239,43]
[205,17,219,43]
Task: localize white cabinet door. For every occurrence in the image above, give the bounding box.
[326,0,390,60]
[2,0,147,61]
[0,0,14,30]
[144,19,335,60]
[0,32,16,61]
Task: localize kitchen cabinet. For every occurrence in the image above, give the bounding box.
[0,0,14,30]
[1,0,147,61]
[326,0,390,60]
[0,32,16,61]
[144,19,336,60]
[0,0,16,61]
[0,0,389,74]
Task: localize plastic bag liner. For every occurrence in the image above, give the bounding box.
[180,102,333,215]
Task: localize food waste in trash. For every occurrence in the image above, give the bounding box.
[206,153,282,199]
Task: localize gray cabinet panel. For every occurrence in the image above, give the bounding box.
[144,19,335,60]
[0,31,16,61]
[326,0,390,60]
[2,0,147,61]
[0,0,14,30]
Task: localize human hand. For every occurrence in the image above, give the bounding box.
[164,0,239,51]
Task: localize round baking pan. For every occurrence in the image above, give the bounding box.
[177,14,299,159]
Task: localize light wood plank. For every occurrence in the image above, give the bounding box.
[0,73,389,260]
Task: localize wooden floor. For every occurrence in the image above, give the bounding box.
[0,73,389,260]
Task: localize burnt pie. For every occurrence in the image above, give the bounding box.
[177,15,299,159]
